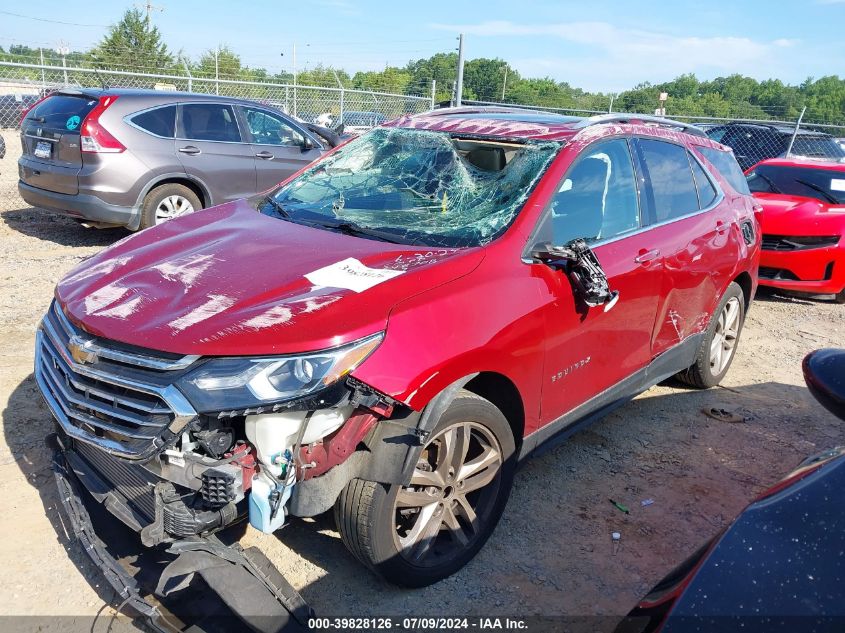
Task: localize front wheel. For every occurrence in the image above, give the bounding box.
[335,391,515,587]
[676,281,746,389]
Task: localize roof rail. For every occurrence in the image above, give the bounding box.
[572,113,708,138]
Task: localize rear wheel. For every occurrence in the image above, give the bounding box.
[140,183,202,229]
[335,391,515,587]
[834,289,845,305]
[676,282,745,389]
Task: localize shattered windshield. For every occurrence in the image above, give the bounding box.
[263,127,561,248]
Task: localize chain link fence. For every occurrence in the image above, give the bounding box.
[0,61,434,129]
[2,60,844,221]
[0,61,433,214]
[460,99,845,170]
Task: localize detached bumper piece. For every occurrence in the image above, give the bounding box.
[53,448,313,633]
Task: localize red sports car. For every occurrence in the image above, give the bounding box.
[747,157,845,302]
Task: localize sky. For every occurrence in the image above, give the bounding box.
[1,0,845,94]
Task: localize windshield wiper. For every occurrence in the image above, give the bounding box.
[754,172,782,194]
[263,195,293,219]
[263,199,422,245]
[311,218,415,245]
[794,178,840,205]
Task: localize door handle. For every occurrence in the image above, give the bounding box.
[255,151,275,160]
[634,249,660,264]
[716,221,729,235]
[178,146,201,155]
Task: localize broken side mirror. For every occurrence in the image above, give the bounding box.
[532,239,620,311]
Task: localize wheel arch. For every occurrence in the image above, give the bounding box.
[411,371,525,453]
[463,372,525,452]
[133,173,211,213]
[143,175,209,208]
[732,270,753,311]
[128,173,211,231]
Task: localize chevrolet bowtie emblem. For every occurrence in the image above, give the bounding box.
[68,335,98,365]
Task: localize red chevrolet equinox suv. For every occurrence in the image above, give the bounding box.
[38,108,760,588]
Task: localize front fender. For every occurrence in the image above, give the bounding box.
[351,247,547,434]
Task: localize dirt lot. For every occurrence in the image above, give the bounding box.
[0,130,843,629]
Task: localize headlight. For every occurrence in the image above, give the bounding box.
[177,333,382,413]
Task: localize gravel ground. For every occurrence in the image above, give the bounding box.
[0,131,843,630]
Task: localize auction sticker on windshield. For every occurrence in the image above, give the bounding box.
[305,257,404,293]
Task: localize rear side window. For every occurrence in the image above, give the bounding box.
[689,155,718,208]
[131,105,176,138]
[637,139,699,223]
[27,94,98,130]
[697,146,752,195]
[180,103,241,142]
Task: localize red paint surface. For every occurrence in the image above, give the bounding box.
[747,159,845,296]
[55,113,759,442]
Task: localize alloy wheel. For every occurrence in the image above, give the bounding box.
[710,296,741,375]
[154,194,195,224]
[393,421,503,566]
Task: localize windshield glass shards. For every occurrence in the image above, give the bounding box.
[263,127,561,248]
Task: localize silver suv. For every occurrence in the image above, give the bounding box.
[18,89,332,230]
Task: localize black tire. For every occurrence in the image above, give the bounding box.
[335,391,516,587]
[676,281,746,389]
[834,289,845,305]
[139,183,202,230]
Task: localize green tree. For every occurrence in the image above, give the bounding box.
[351,67,412,94]
[405,52,459,102]
[90,8,173,72]
[196,46,243,79]
[661,73,699,99]
[617,82,659,114]
[801,76,845,124]
[463,58,509,101]
[297,65,351,89]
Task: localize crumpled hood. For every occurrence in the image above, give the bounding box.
[755,193,843,236]
[56,200,483,356]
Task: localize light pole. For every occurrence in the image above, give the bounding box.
[282,44,308,118]
[214,46,219,95]
[455,33,465,106]
[293,43,297,117]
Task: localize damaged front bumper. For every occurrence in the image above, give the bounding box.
[53,443,313,633]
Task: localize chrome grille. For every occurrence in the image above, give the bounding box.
[36,302,198,460]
